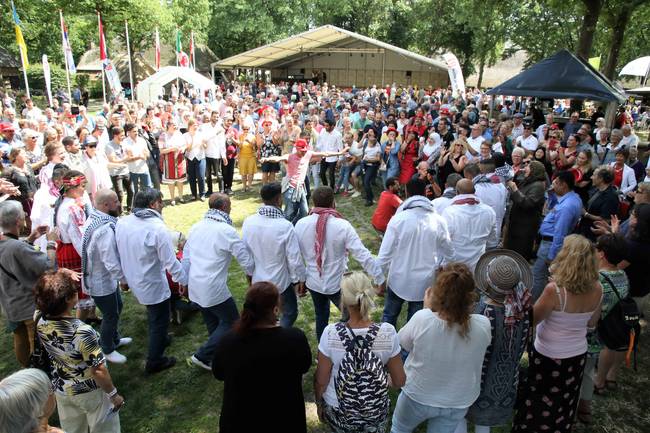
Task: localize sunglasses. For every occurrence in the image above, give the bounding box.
[87,143,98,148]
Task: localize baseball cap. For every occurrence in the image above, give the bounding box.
[0,122,15,132]
[295,139,308,150]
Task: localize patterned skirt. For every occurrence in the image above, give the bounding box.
[161,151,187,184]
[56,242,92,307]
[511,347,586,433]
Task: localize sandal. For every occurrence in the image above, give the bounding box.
[593,384,607,396]
[606,380,618,390]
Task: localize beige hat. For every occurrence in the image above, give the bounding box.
[474,249,532,303]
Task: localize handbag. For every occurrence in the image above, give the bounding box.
[596,272,641,369]
[29,312,53,378]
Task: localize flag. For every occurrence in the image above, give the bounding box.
[155,27,161,70]
[11,1,29,69]
[175,29,182,54]
[60,12,76,74]
[178,52,190,68]
[103,58,123,97]
[442,52,466,99]
[42,54,53,105]
[589,56,601,70]
[98,14,107,61]
[189,31,195,69]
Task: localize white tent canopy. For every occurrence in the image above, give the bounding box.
[136,66,215,104]
[619,56,650,77]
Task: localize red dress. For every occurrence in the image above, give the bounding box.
[398,140,418,184]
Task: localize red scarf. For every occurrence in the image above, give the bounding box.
[309,207,344,276]
[453,197,479,205]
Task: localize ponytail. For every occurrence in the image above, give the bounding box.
[233,282,280,335]
[340,272,376,320]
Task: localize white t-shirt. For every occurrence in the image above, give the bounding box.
[123,136,149,174]
[516,134,539,152]
[318,322,400,408]
[398,309,491,409]
[363,144,381,162]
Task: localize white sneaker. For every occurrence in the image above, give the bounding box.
[117,337,132,348]
[351,191,361,198]
[105,350,127,364]
[190,354,212,371]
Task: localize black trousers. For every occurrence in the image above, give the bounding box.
[320,160,337,188]
[205,157,223,194]
[110,174,133,211]
[222,158,235,190]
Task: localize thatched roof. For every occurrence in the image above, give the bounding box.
[0,47,20,69]
[466,50,528,88]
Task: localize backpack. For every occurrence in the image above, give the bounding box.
[597,272,641,369]
[332,322,389,429]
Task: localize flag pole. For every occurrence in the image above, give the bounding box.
[125,20,134,102]
[175,27,180,89]
[59,10,72,102]
[98,12,106,104]
[19,47,30,99]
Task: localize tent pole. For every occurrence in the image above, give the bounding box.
[381,51,385,88]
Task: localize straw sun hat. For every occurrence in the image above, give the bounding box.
[474,249,533,303]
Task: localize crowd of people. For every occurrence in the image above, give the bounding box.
[0,80,648,433]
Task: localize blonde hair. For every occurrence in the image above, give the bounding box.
[452,139,468,155]
[340,272,375,319]
[551,234,599,294]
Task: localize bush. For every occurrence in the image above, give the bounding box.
[75,73,89,90]
[26,63,68,97]
[89,78,104,99]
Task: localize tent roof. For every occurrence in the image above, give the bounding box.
[619,56,650,77]
[486,49,626,103]
[213,24,447,71]
[136,66,215,91]
[627,86,650,95]
[0,47,20,69]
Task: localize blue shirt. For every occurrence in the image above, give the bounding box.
[539,191,582,260]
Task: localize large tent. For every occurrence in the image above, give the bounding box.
[136,66,216,104]
[486,49,626,103]
[212,25,448,88]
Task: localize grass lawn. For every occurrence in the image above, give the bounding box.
[1,174,649,432]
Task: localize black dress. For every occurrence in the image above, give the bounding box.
[577,185,619,241]
[212,326,312,433]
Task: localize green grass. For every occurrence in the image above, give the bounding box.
[1,175,649,432]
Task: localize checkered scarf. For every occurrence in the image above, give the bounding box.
[205,208,233,226]
[132,208,163,220]
[258,205,285,219]
[81,209,117,289]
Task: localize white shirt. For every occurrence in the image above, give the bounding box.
[295,214,384,295]
[516,134,539,152]
[399,309,491,408]
[242,211,305,292]
[620,134,639,151]
[123,136,149,174]
[182,218,254,308]
[318,323,400,408]
[183,131,206,160]
[442,194,497,272]
[466,135,485,155]
[474,180,508,240]
[316,129,343,163]
[431,191,453,215]
[82,218,124,297]
[56,198,85,254]
[376,197,455,302]
[83,152,112,198]
[115,213,187,305]
[199,122,227,159]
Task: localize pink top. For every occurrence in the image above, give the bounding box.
[287,150,313,188]
[534,285,599,359]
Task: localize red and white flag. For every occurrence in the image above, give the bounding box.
[189,31,195,69]
[178,51,190,68]
[155,27,161,70]
[98,13,107,61]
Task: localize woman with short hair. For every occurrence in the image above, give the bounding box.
[0,368,63,433]
[314,272,405,432]
[35,270,123,433]
[390,263,491,433]
[511,234,602,433]
[212,282,311,433]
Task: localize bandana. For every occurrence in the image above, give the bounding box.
[452,197,479,205]
[132,208,163,220]
[258,205,285,219]
[398,195,434,213]
[205,208,233,226]
[473,173,502,185]
[81,209,117,289]
[309,207,343,276]
[62,175,86,188]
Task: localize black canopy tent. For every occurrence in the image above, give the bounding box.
[486,49,627,103]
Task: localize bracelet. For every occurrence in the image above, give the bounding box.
[107,388,118,398]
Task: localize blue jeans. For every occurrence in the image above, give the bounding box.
[130,172,152,202]
[391,392,468,433]
[382,287,423,327]
[280,284,298,328]
[336,164,352,191]
[363,163,380,203]
[309,288,349,342]
[92,289,123,354]
[146,299,170,367]
[532,240,551,301]
[195,297,239,364]
[283,187,308,225]
[186,158,206,198]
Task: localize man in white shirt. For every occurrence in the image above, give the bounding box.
[200,111,227,195]
[183,193,254,370]
[377,178,455,326]
[317,119,343,188]
[115,188,186,374]
[535,113,554,140]
[515,122,539,153]
[123,123,152,198]
[81,189,131,364]
[242,183,306,328]
[620,125,639,150]
[465,161,508,242]
[511,113,524,140]
[431,172,461,215]
[295,186,384,341]
[465,124,485,160]
[442,179,497,272]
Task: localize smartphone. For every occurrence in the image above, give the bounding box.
[71,106,80,115]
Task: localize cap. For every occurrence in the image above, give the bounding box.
[439,107,450,115]
[513,113,524,118]
[295,139,308,150]
[0,122,15,132]
[386,126,398,134]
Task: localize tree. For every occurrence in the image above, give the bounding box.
[576,0,604,60]
[600,0,648,79]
